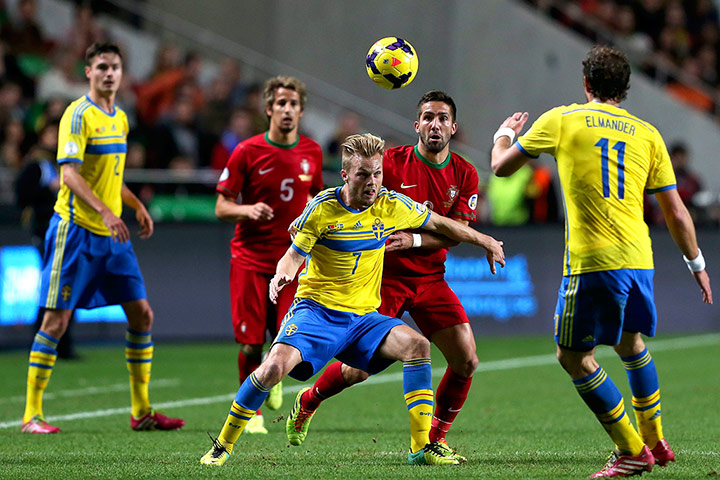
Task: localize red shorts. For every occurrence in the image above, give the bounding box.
[229,263,298,345]
[378,275,469,338]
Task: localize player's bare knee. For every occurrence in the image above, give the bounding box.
[404,334,431,359]
[40,310,71,339]
[449,352,478,377]
[255,359,284,387]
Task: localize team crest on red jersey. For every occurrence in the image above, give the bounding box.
[299,158,312,182]
[444,185,459,208]
[371,218,385,240]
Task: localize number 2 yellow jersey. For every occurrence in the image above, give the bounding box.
[55,95,129,236]
[291,186,431,314]
[516,102,676,276]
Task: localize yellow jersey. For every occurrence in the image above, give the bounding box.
[55,95,129,236]
[291,186,431,314]
[516,102,676,275]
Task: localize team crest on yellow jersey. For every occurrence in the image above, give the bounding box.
[285,324,298,336]
[371,218,385,240]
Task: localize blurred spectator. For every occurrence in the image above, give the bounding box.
[0,116,27,170]
[666,58,715,112]
[15,121,58,248]
[324,111,360,171]
[36,51,88,102]
[613,5,653,67]
[65,3,107,61]
[201,76,234,138]
[241,83,268,134]
[526,159,560,224]
[0,40,34,98]
[217,56,249,107]
[135,50,204,127]
[486,163,534,226]
[1,0,51,57]
[147,96,208,169]
[210,108,254,170]
[669,142,703,212]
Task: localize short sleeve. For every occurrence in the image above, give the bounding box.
[646,131,677,193]
[390,190,431,231]
[449,158,479,222]
[56,105,88,164]
[217,143,248,199]
[515,108,561,159]
[291,200,322,257]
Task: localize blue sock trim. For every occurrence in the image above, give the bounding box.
[234,374,270,411]
[573,367,623,414]
[37,331,59,345]
[402,358,432,395]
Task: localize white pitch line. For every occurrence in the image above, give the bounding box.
[0,333,717,430]
[0,378,180,405]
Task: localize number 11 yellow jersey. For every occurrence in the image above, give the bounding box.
[516,102,676,276]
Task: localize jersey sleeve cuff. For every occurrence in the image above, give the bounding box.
[646,184,677,194]
[418,210,431,228]
[57,157,82,164]
[515,141,539,159]
[291,243,310,257]
[216,185,238,197]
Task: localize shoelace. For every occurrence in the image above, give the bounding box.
[599,451,620,473]
[206,432,227,458]
[292,407,312,432]
[425,442,450,457]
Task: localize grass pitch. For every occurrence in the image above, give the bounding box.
[0,334,718,479]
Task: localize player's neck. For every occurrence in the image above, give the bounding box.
[339,184,364,211]
[416,142,449,165]
[88,91,116,114]
[588,96,621,108]
[267,128,298,146]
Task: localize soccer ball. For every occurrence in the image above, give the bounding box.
[365,37,419,90]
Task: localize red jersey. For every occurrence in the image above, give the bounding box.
[217,132,323,273]
[383,144,479,277]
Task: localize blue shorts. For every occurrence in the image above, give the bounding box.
[272,298,404,381]
[39,214,147,310]
[554,269,656,351]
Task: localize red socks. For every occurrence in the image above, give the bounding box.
[302,361,351,412]
[238,349,263,414]
[429,368,473,443]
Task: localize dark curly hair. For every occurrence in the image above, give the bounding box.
[582,46,631,102]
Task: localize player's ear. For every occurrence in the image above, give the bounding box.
[451,122,458,136]
[414,121,420,134]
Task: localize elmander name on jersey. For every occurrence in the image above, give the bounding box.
[584,115,636,136]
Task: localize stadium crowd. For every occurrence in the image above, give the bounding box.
[527,0,720,114]
[2,0,717,227]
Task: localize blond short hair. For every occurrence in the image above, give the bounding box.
[340,133,385,171]
[263,75,307,109]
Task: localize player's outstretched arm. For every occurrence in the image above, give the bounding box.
[269,247,306,304]
[61,163,130,242]
[422,211,505,274]
[656,188,713,304]
[121,184,153,239]
[491,112,530,177]
[215,193,274,223]
[385,220,468,252]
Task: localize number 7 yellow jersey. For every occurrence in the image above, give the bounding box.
[55,95,129,236]
[291,186,431,314]
[516,102,676,276]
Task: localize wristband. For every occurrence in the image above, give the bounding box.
[683,248,706,272]
[493,127,516,145]
[412,233,422,248]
